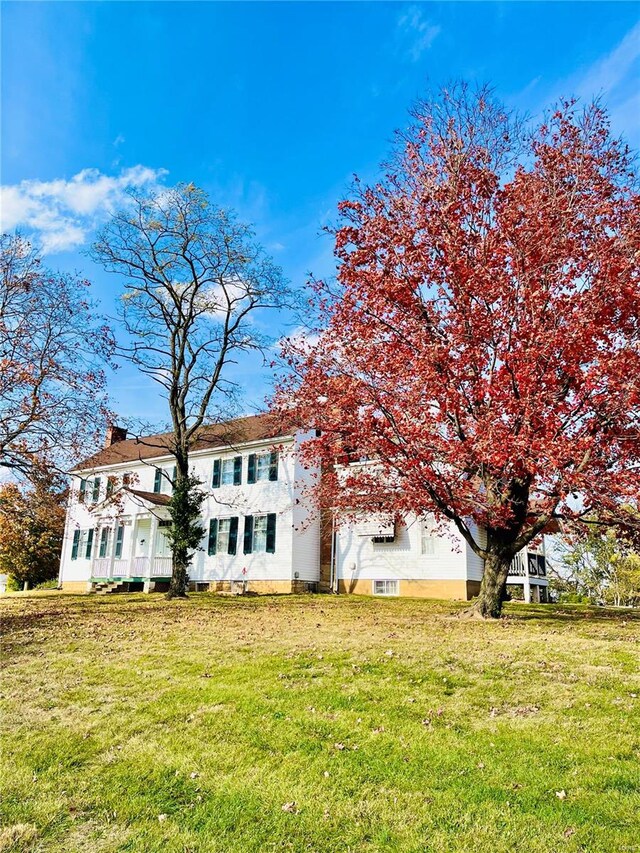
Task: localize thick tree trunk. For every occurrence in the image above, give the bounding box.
[471,551,513,618]
[166,450,190,600]
[167,544,189,599]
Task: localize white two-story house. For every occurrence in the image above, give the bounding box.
[58,414,548,602]
[59,415,321,594]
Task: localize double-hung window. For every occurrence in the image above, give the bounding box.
[72,529,94,559]
[247,451,278,484]
[208,517,239,555]
[154,466,177,494]
[91,478,101,503]
[212,456,242,488]
[243,513,276,554]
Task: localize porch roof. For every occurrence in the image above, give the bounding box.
[126,488,171,507]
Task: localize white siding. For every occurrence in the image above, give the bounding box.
[465,520,486,582]
[335,513,469,585]
[290,434,321,582]
[59,434,322,587]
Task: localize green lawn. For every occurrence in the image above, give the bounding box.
[1,593,639,852]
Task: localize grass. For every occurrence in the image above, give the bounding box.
[1,592,639,853]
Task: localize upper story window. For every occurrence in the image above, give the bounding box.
[247,451,278,484]
[212,456,242,488]
[78,477,99,504]
[154,466,176,494]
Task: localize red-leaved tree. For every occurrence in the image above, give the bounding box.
[276,87,640,617]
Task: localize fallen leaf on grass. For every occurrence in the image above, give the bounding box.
[555,790,567,800]
[282,801,299,814]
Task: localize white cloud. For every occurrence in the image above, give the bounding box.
[397,5,441,62]
[544,20,640,144]
[0,165,167,253]
[573,21,640,100]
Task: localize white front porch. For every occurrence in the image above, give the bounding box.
[91,555,173,580]
[90,513,173,583]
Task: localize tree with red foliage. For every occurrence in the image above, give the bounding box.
[276,86,640,618]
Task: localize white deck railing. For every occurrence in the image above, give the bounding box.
[508,551,546,578]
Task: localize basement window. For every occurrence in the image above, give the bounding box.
[373,579,399,596]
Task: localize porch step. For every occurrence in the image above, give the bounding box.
[90,580,127,595]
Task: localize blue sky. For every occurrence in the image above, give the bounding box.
[2,1,639,427]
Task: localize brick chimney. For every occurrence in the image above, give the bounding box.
[105,424,127,448]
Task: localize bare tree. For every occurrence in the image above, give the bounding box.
[0,233,114,480]
[92,183,290,597]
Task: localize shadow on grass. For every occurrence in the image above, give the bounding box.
[501,601,640,623]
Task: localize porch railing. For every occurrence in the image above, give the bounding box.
[91,555,172,580]
[509,551,547,578]
[151,556,172,577]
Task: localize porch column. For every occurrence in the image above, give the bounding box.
[523,556,531,603]
[108,523,117,579]
[144,515,159,593]
[127,518,137,578]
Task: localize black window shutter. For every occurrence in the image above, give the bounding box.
[115,525,124,558]
[212,459,221,488]
[243,515,254,554]
[208,519,218,555]
[92,478,101,502]
[85,528,94,559]
[172,466,177,492]
[228,517,239,555]
[233,456,242,485]
[154,468,162,493]
[269,451,278,481]
[266,513,276,553]
[106,478,114,497]
[99,528,108,557]
[247,454,256,484]
[71,529,80,560]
